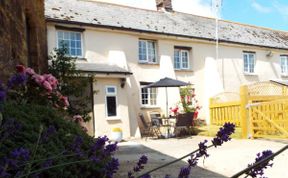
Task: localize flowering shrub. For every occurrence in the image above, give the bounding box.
[5,65,69,109]
[181,87,201,113]
[0,65,118,177]
[168,86,201,119]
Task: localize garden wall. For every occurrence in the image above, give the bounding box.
[0,0,47,81]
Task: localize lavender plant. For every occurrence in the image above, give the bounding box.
[0,65,119,177]
[246,150,274,178]
[137,123,235,178]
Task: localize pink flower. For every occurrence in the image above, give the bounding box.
[16,65,25,73]
[73,115,83,123]
[25,68,35,75]
[42,81,52,92]
[43,74,58,89]
[60,96,69,107]
[32,74,45,85]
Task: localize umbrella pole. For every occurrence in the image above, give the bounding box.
[166,87,168,117]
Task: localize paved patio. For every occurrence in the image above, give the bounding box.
[115,136,288,178]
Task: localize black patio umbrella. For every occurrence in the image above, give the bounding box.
[144,77,191,117]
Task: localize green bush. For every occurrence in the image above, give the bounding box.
[0,102,107,177]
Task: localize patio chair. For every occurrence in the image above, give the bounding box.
[175,113,194,136]
[139,113,162,139]
[149,111,162,127]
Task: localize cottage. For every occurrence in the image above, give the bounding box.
[45,0,288,138]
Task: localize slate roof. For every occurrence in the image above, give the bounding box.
[75,63,132,75]
[45,0,288,50]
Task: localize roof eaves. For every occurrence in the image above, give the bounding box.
[46,18,288,51]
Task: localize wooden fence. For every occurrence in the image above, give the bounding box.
[210,81,288,139]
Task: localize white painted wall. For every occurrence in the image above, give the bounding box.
[47,23,288,137]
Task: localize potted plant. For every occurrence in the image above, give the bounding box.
[111,127,123,142]
[170,86,201,128]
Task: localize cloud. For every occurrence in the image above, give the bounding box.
[251,1,272,13]
[272,1,288,17]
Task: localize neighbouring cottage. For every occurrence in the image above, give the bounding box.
[0,0,48,81]
[45,0,288,139]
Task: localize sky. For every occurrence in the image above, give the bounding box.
[95,0,288,31]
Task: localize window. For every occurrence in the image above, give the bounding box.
[57,30,82,57]
[138,39,157,63]
[174,48,190,70]
[243,52,255,74]
[106,86,117,117]
[140,85,157,106]
[280,55,288,75]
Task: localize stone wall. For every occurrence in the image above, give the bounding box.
[0,0,47,81]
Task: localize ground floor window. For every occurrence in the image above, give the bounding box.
[140,82,157,106]
[106,86,117,117]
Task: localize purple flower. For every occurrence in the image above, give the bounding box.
[140,174,151,178]
[196,140,209,158]
[104,142,118,154]
[69,135,84,157]
[128,155,148,178]
[188,154,198,167]
[212,123,235,147]
[7,73,28,89]
[247,150,273,178]
[105,158,119,178]
[0,81,6,103]
[90,136,109,152]
[10,148,30,161]
[41,125,56,143]
[178,166,191,178]
[89,155,100,163]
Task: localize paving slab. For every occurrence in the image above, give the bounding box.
[115,136,288,178]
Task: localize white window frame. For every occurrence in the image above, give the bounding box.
[56,30,84,57]
[174,48,190,70]
[105,85,118,118]
[243,52,256,74]
[140,86,157,107]
[280,55,288,76]
[138,39,157,64]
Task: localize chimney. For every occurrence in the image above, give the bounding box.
[156,0,173,12]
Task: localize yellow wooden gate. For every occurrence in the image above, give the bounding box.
[248,100,288,139]
[210,81,288,139]
[246,82,288,139]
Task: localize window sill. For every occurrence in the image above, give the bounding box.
[76,57,87,61]
[174,69,193,72]
[244,72,257,76]
[106,117,121,121]
[138,62,159,65]
[281,74,288,77]
[140,106,161,109]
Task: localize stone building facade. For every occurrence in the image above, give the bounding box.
[0,0,47,81]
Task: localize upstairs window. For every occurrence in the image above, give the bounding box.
[280,55,288,75]
[174,47,190,70]
[138,39,157,63]
[243,52,255,74]
[106,86,117,117]
[57,30,82,57]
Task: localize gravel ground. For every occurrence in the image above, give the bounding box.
[115,136,288,178]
